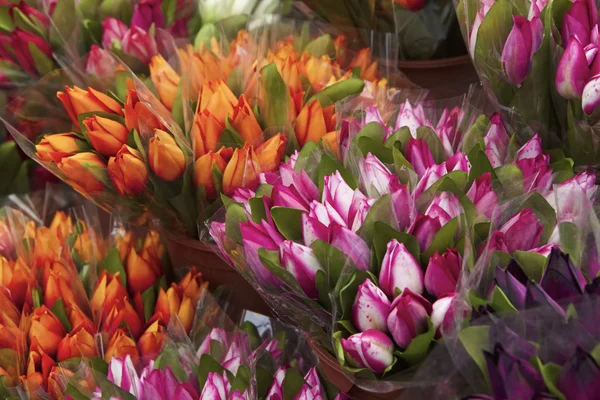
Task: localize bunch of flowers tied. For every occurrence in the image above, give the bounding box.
[457,0,600,164]
[22,28,384,237]
[0,206,210,399]
[211,97,596,387]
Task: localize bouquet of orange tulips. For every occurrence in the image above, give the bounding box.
[4,24,393,238]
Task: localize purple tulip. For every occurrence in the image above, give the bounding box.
[436,106,464,157]
[409,214,442,251]
[582,73,600,114]
[140,366,181,400]
[516,154,553,193]
[340,330,395,374]
[557,348,600,400]
[86,44,119,77]
[394,100,433,136]
[557,37,591,99]
[430,293,457,337]
[386,288,432,349]
[516,134,543,161]
[390,178,416,231]
[106,355,142,397]
[272,184,311,211]
[424,249,462,298]
[359,153,396,197]
[240,220,285,286]
[467,172,498,220]
[501,16,543,86]
[330,224,371,270]
[122,26,158,64]
[352,280,392,332]
[102,17,128,49]
[499,209,543,253]
[131,0,165,31]
[197,327,229,357]
[379,239,424,297]
[540,248,585,302]
[483,114,509,168]
[302,214,330,246]
[425,192,462,226]
[495,266,527,309]
[279,164,319,203]
[525,281,566,317]
[174,383,200,400]
[265,367,286,399]
[561,0,592,45]
[280,240,323,298]
[406,138,436,178]
[484,344,546,399]
[445,151,470,173]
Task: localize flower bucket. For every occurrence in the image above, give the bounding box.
[308,339,403,400]
[164,233,272,317]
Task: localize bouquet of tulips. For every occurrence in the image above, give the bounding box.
[209,90,597,392]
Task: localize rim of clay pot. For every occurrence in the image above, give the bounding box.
[397,54,472,69]
[162,229,217,252]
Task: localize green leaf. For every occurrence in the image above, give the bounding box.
[258,248,305,294]
[13,9,44,36]
[461,115,491,154]
[493,164,524,197]
[395,319,436,365]
[459,326,490,376]
[260,63,289,129]
[558,222,582,265]
[304,34,334,57]
[514,250,548,282]
[256,366,274,398]
[49,0,76,48]
[357,136,393,163]
[65,383,89,400]
[354,121,387,144]
[51,298,72,332]
[316,270,331,310]
[29,42,54,76]
[520,193,557,244]
[317,154,358,193]
[100,248,127,287]
[282,368,307,400]
[307,78,365,108]
[311,240,348,286]
[225,203,248,244]
[141,286,157,322]
[231,365,251,393]
[249,197,267,223]
[490,286,517,313]
[197,354,224,389]
[467,143,496,182]
[270,207,305,241]
[416,126,446,164]
[386,127,412,153]
[32,288,42,309]
[533,358,566,400]
[0,141,22,195]
[422,218,458,264]
[216,118,245,149]
[338,271,370,320]
[239,321,261,350]
[357,194,393,247]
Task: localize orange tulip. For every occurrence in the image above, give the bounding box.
[83,115,129,157]
[25,348,55,393]
[137,317,165,357]
[178,268,208,305]
[0,256,32,309]
[29,306,67,358]
[90,271,128,320]
[43,261,79,309]
[58,152,107,193]
[294,101,336,146]
[47,211,72,242]
[0,310,24,352]
[198,80,237,126]
[104,298,144,339]
[124,89,163,136]
[148,129,186,182]
[141,230,165,261]
[193,149,228,199]
[48,366,96,400]
[36,133,83,163]
[0,219,14,259]
[108,145,149,196]
[192,110,224,158]
[222,144,261,195]
[0,289,20,325]
[116,229,135,262]
[322,131,339,158]
[72,222,105,265]
[349,48,378,81]
[178,45,228,93]
[67,305,95,334]
[334,35,348,66]
[231,96,263,145]
[126,247,162,294]
[104,329,139,363]
[274,57,303,95]
[255,134,286,173]
[57,86,123,125]
[149,55,180,110]
[56,326,98,362]
[303,55,338,92]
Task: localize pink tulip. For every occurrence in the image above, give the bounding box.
[86,44,119,77]
[279,164,319,204]
[561,0,593,45]
[323,171,357,224]
[516,154,553,193]
[556,37,591,99]
[340,330,395,374]
[379,239,424,297]
[436,106,464,157]
[352,280,391,332]
[386,288,432,349]
[280,240,323,298]
[265,367,286,399]
[330,224,370,270]
[499,209,543,252]
[431,293,458,337]
[302,213,330,246]
[2,29,52,77]
[363,106,391,137]
[406,138,436,178]
[121,26,158,64]
[501,16,543,86]
[240,220,285,286]
[394,100,432,137]
[197,328,228,357]
[359,153,396,197]
[467,172,498,220]
[425,192,462,226]
[424,249,462,298]
[131,0,165,30]
[413,164,448,200]
[409,214,442,251]
[484,113,509,168]
[102,17,128,49]
[516,134,543,161]
[582,73,600,114]
[390,178,416,231]
[445,151,470,173]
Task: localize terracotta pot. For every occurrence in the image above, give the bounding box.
[398,55,479,98]
[309,339,403,399]
[164,234,272,317]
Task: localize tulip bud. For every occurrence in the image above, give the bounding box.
[199,80,237,125]
[394,0,426,11]
[108,145,149,196]
[387,288,432,348]
[556,348,600,400]
[194,149,228,199]
[302,214,330,246]
[561,0,592,46]
[499,209,543,253]
[222,144,261,195]
[131,0,165,30]
[43,261,79,309]
[413,164,448,200]
[102,18,128,49]
[83,115,129,157]
[90,271,128,320]
[104,329,139,363]
[122,26,158,64]
[359,153,395,197]
[126,247,162,294]
[467,172,498,220]
[36,133,83,163]
[556,37,590,99]
[352,279,391,332]
[231,96,263,145]
[330,224,371,271]
[431,293,457,337]
[425,192,462,226]
[279,240,323,298]
[379,239,424,297]
[104,297,144,339]
[341,330,395,374]
[57,326,97,362]
[516,134,543,161]
[124,89,163,134]
[425,249,462,298]
[148,129,186,182]
[57,86,123,125]
[582,73,600,115]
[483,113,509,168]
[323,171,359,224]
[446,151,470,173]
[495,265,527,309]
[406,138,436,177]
[394,100,432,137]
[502,16,543,86]
[516,154,553,193]
[294,101,336,147]
[436,107,464,157]
[240,220,285,286]
[409,214,442,251]
[390,178,416,231]
[0,309,24,352]
[255,134,287,173]
[29,306,67,358]
[58,152,107,193]
[149,56,181,111]
[0,257,31,309]
[138,318,166,357]
[192,111,224,158]
[86,44,119,77]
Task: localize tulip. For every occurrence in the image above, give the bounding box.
[413,164,447,200]
[57,86,123,125]
[340,330,395,374]
[192,111,224,157]
[516,134,543,161]
[303,367,325,397]
[272,182,311,211]
[302,214,330,246]
[222,144,261,195]
[231,96,263,145]
[149,56,181,111]
[36,133,83,163]
[108,145,149,196]
[394,0,426,11]
[122,26,159,64]
[582,73,600,114]
[0,28,53,77]
[56,326,97,362]
[349,48,379,81]
[499,209,543,253]
[102,18,128,49]
[29,306,67,358]
[194,149,228,199]
[359,153,395,197]
[363,106,391,135]
[556,37,590,99]
[240,219,284,286]
[502,16,543,86]
[0,257,31,309]
[394,100,432,137]
[83,115,129,157]
[131,0,165,30]
[409,214,442,251]
[43,261,79,309]
[431,293,457,337]
[484,344,546,399]
[90,271,129,320]
[436,107,464,157]
[126,247,162,294]
[175,384,200,400]
[390,178,416,231]
[279,240,323,298]
[446,151,470,173]
[556,348,600,399]
[104,329,140,363]
[198,80,237,126]
[495,265,527,309]
[424,249,461,298]
[24,348,56,394]
[124,89,163,134]
[425,192,462,226]
[0,309,24,352]
[406,138,436,177]
[467,172,498,220]
[197,327,228,357]
[68,305,95,335]
[140,365,186,399]
[561,0,593,46]
[348,195,376,232]
[106,355,142,397]
[294,101,336,147]
[330,224,371,271]
[309,201,347,229]
[86,44,119,77]
[515,154,553,193]
[540,248,585,302]
[154,285,198,333]
[352,279,391,332]
[104,296,144,339]
[148,129,186,182]
[256,134,287,173]
[379,239,424,297]
[525,281,566,317]
[387,288,432,348]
